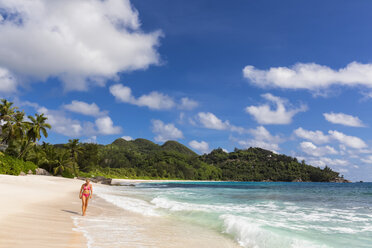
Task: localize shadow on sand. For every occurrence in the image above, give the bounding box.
[61,209,80,215]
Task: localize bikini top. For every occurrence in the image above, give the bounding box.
[83,184,90,190]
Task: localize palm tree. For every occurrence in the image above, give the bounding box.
[27,145,48,168]
[0,99,17,123]
[0,99,18,147]
[53,150,73,176]
[1,111,28,145]
[18,113,51,159]
[41,142,58,172]
[26,113,51,142]
[65,139,83,176]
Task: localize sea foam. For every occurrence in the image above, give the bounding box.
[95,187,160,216]
[86,182,372,248]
[221,214,329,248]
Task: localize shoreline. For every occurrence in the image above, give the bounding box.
[0,175,87,248]
[81,183,242,248]
[1,174,366,248]
[0,174,240,248]
[110,178,355,185]
[110,178,216,185]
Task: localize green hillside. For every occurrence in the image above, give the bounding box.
[112,138,161,153]
[161,141,197,156]
[0,99,343,182]
[201,147,339,182]
[75,138,340,182]
[111,138,197,156]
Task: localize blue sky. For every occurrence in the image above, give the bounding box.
[1,0,372,181]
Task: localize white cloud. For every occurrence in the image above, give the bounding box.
[189,140,210,154]
[295,127,368,150]
[109,84,175,110]
[196,112,246,133]
[197,112,229,130]
[243,62,372,90]
[323,112,365,127]
[136,92,175,110]
[16,100,122,137]
[238,126,282,152]
[0,67,17,92]
[360,91,372,100]
[240,140,279,151]
[328,130,367,149]
[178,112,186,124]
[230,125,247,134]
[63,100,106,117]
[305,157,349,167]
[0,0,161,91]
[245,93,307,125]
[361,155,372,164]
[338,168,349,174]
[250,126,281,143]
[37,106,95,137]
[121,136,133,141]
[40,107,120,137]
[109,84,135,102]
[95,116,122,135]
[110,84,198,111]
[82,136,97,144]
[188,117,197,126]
[179,97,199,110]
[152,120,183,142]
[352,148,372,154]
[294,127,330,144]
[300,142,338,157]
[325,158,348,166]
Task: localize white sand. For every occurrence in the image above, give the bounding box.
[0,175,87,248]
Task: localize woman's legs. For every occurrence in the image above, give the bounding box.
[82,195,90,216]
[82,196,87,216]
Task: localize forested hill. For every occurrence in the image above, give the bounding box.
[0,99,344,182]
[71,138,340,182]
[111,138,197,156]
[200,147,340,182]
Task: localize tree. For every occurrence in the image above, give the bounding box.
[26,113,51,142]
[0,99,17,123]
[2,111,28,146]
[19,113,51,159]
[77,143,99,172]
[65,139,83,176]
[27,145,48,168]
[53,150,73,176]
[41,142,58,172]
[0,99,18,146]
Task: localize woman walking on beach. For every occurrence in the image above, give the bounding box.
[79,179,93,216]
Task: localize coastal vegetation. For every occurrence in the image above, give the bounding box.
[0,99,341,182]
[0,152,37,175]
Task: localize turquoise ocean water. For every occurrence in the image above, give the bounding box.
[85,182,372,248]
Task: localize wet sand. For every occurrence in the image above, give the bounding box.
[75,187,241,248]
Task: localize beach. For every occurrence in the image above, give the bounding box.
[1,175,371,248]
[0,175,87,248]
[0,175,240,248]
